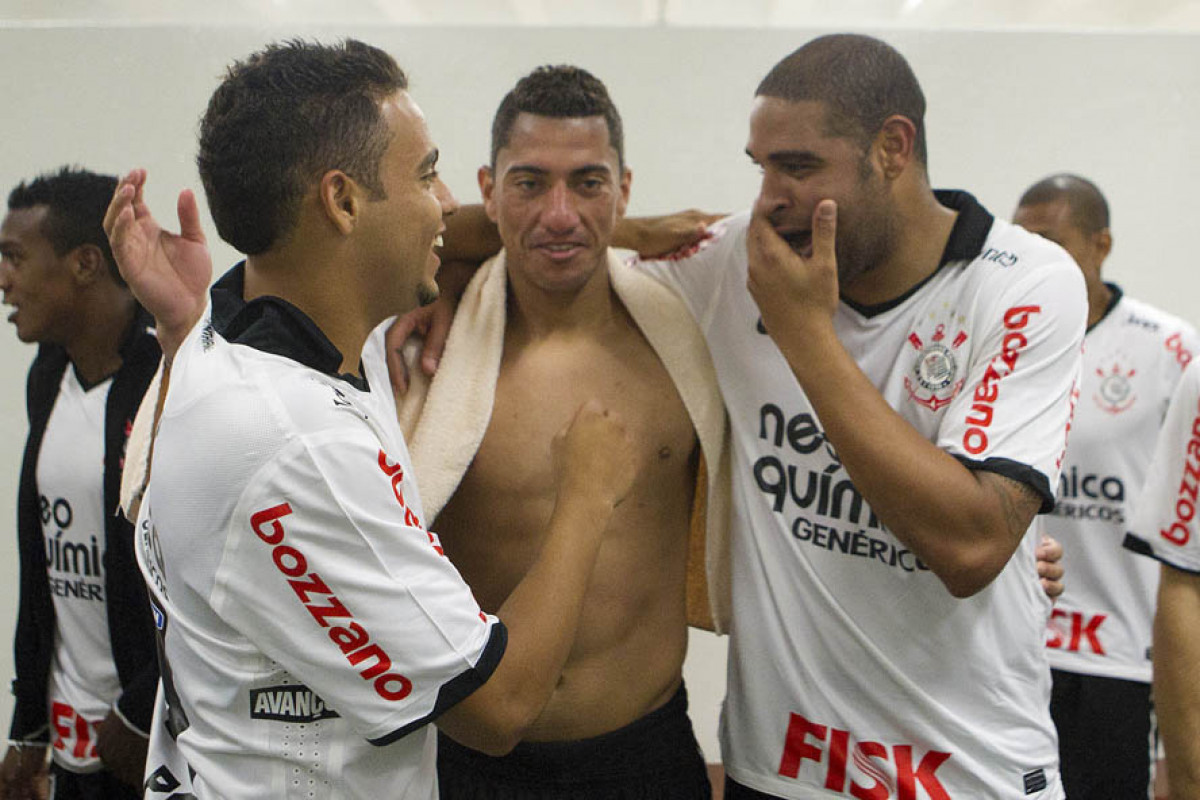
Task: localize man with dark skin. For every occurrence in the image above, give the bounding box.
[0,167,159,800]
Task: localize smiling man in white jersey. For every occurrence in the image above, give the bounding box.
[0,168,160,800]
[1013,173,1199,799]
[103,39,638,800]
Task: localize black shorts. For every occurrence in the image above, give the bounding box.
[48,762,141,800]
[437,682,711,799]
[1050,668,1156,800]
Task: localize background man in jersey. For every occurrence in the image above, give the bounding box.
[1125,359,1200,799]
[396,65,724,799]
[631,35,1086,798]
[103,39,638,799]
[1013,174,1198,799]
[0,168,159,800]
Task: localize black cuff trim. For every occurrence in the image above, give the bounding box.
[953,455,1055,513]
[368,621,508,746]
[1123,533,1200,576]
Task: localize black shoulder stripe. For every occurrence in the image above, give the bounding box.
[953,454,1054,514]
[1122,533,1200,575]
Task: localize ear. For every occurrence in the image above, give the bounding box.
[1093,228,1113,262]
[478,165,498,223]
[69,244,107,286]
[616,166,632,219]
[319,170,362,236]
[874,115,918,180]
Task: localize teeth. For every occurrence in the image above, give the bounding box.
[434,235,444,248]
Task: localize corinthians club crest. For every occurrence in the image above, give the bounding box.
[1094,363,1137,414]
[905,320,968,412]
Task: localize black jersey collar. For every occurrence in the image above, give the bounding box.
[842,189,994,318]
[210,263,370,391]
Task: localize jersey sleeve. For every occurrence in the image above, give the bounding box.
[631,212,748,327]
[1125,360,1200,573]
[938,259,1087,509]
[209,429,506,745]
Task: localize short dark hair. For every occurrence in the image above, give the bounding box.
[1017,174,1110,234]
[198,38,408,255]
[490,65,624,170]
[7,166,122,284]
[756,34,928,166]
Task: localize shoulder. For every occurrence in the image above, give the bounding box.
[961,219,1086,315]
[972,218,1079,280]
[1110,294,1198,341]
[164,323,369,465]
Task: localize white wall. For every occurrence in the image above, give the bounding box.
[1,25,1198,760]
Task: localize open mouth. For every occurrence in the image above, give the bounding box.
[780,230,813,257]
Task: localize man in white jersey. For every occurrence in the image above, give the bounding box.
[0,168,160,799]
[1125,360,1200,798]
[1012,174,1198,799]
[629,35,1087,798]
[102,40,638,800]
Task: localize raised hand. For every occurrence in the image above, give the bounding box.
[553,400,638,511]
[746,199,839,343]
[103,169,212,361]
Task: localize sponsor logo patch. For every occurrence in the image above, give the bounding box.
[249,685,339,723]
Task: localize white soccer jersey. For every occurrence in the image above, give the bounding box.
[1043,291,1198,682]
[1126,359,1200,574]
[637,193,1084,799]
[37,370,119,772]
[137,289,505,800]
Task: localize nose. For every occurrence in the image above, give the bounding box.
[436,178,459,218]
[540,181,580,233]
[0,260,12,292]
[753,167,791,220]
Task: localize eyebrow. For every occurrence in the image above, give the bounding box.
[505,163,614,177]
[745,148,824,167]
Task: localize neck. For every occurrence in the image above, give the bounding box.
[245,244,375,376]
[1085,277,1114,328]
[841,184,958,307]
[64,288,136,387]
[505,251,618,341]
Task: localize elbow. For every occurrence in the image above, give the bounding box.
[437,692,543,757]
[456,728,522,758]
[934,549,1007,599]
